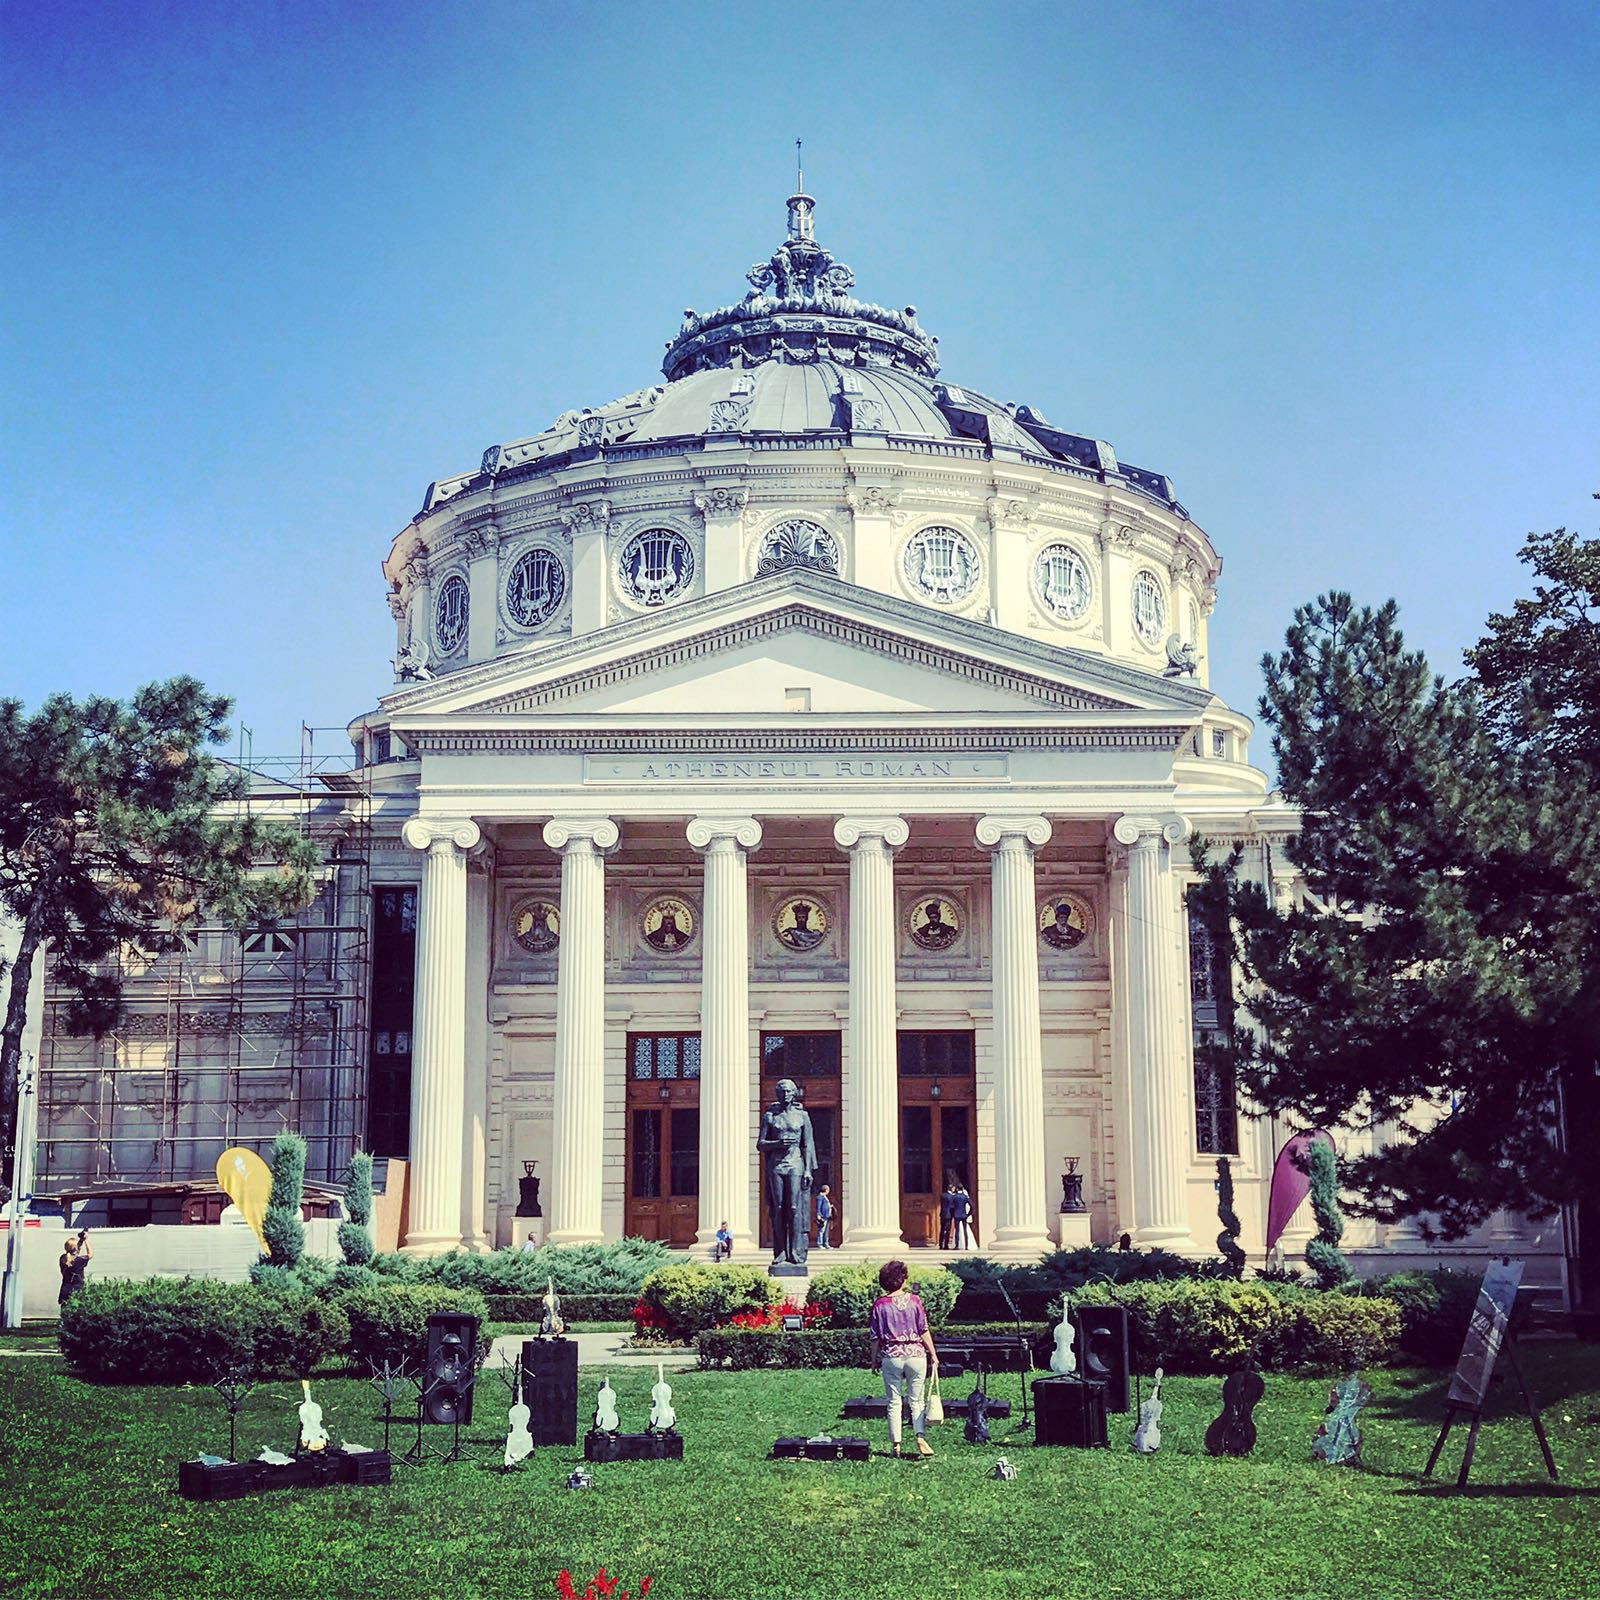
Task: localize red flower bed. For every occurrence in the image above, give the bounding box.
[728,1299,831,1331]
[557,1567,653,1600]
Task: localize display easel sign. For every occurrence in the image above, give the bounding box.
[1423,1258,1558,1489]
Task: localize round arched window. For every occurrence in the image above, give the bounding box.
[503,547,567,630]
[1131,570,1167,648]
[756,519,840,576]
[618,528,695,607]
[1032,543,1092,622]
[902,526,982,605]
[434,573,469,655]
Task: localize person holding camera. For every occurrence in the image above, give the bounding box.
[58,1230,91,1305]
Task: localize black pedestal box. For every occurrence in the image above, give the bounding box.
[772,1436,870,1461]
[1032,1376,1109,1448]
[584,1430,684,1462]
[521,1338,580,1447]
[332,1447,393,1484]
[178,1460,258,1501]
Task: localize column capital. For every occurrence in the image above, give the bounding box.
[686,815,763,853]
[976,814,1052,852]
[542,816,621,856]
[833,815,909,853]
[401,816,482,855]
[1111,812,1190,849]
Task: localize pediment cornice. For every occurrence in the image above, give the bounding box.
[383,569,1216,722]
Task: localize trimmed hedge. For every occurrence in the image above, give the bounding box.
[638,1263,780,1337]
[804,1263,961,1328]
[485,1292,636,1324]
[336,1283,488,1370]
[369,1239,680,1296]
[59,1279,349,1384]
[1363,1269,1482,1365]
[696,1320,1054,1371]
[1069,1280,1400,1374]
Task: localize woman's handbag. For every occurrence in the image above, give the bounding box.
[926,1373,945,1424]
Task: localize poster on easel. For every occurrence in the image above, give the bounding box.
[1445,1258,1522,1411]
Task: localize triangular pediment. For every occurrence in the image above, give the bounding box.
[384,570,1214,726]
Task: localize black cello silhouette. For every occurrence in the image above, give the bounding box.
[1204,1367,1265,1457]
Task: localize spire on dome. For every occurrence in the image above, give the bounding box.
[788,140,815,242]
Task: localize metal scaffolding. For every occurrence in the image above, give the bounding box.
[34,728,374,1192]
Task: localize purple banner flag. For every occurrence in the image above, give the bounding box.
[1265,1130,1335,1251]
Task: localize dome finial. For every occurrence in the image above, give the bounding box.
[788,138,815,243]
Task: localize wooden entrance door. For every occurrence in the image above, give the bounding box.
[897,1031,977,1248]
[759,1032,841,1250]
[624,1033,701,1247]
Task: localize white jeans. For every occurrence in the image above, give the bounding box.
[881,1349,928,1444]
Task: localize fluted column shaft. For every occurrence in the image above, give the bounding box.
[1115,813,1199,1252]
[834,816,909,1251]
[543,817,620,1246]
[977,815,1055,1259]
[400,816,481,1254]
[687,817,762,1252]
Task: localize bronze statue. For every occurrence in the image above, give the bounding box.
[757,1077,816,1265]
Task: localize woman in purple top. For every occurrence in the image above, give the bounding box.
[868,1259,939,1457]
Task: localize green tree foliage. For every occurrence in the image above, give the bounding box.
[339,1150,375,1266]
[1304,1140,1353,1289]
[1191,579,1600,1237]
[1215,1157,1246,1280]
[262,1131,308,1267]
[0,678,320,1191]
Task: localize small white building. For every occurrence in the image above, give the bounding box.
[31,192,1563,1293]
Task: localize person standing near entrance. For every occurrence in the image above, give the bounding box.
[950,1179,976,1250]
[869,1260,938,1458]
[815,1185,834,1248]
[938,1178,959,1250]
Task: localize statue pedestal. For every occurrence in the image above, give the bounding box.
[512,1217,547,1251]
[1056,1212,1091,1250]
[768,1261,809,1279]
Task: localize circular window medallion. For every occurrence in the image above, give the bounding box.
[1038,893,1093,951]
[641,895,697,954]
[908,894,963,952]
[434,572,469,655]
[1132,570,1167,648]
[511,899,560,955]
[1032,542,1092,622]
[503,546,567,630]
[902,525,982,605]
[756,518,840,576]
[618,528,695,607]
[773,895,829,953]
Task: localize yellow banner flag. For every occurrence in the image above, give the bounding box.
[216,1147,274,1252]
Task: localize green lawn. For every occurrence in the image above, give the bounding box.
[4,1345,1598,1600]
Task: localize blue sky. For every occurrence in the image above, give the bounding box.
[3,0,1596,765]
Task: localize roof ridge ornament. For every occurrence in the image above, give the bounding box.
[662,190,940,383]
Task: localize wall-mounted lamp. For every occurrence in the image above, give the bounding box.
[929,1080,942,1101]
[658,1084,671,1103]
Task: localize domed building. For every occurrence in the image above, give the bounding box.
[358,189,1287,1260]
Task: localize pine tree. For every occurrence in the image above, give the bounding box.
[1215,1157,1246,1279]
[1304,1140,1353,1290]
[339,1150,375,1265]
[0,678,320,1193]
[1194,585,1600,1237]
[262,1131,307,1267]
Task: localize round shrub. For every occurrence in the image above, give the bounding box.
[336,1283,488,1370]
[637,1263,779,1337]
[1291,1291,1401,1370]
[804,1262,960,1329]
[1366,1268,1481,1364]
[59,1279,348,1383]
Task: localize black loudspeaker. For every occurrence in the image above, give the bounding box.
[424,1313,478,1425]
[521,1338,580,1446]
[1072,1305,1131,1413]
[1032,1376,1110,1448]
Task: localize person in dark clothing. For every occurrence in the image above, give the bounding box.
[938,1178,959,1250]
[58,1231,91,1305]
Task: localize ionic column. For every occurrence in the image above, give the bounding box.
[1113,812,1199,1252]
[542,817,621,1246]
[976,814,1055,1260]
[687,816,762,1253]
[400,816,481,1254]
[834,816,909,1251]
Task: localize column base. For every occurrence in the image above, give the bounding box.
[400,1232,467,1257]
[986,1227,1055,1264]
[1131,1224,1201,1255]
[544,1228,606,1248]
[841,1225,906,1254]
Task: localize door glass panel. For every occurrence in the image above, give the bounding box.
[631,1109,661,1198]
[670,1108,700,1197]
[809,1106,836,1196]
[939,1105,971,1193]
[896,1031,976,1076]
[901,1105,933,1194]
[762,1032,842,1078]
